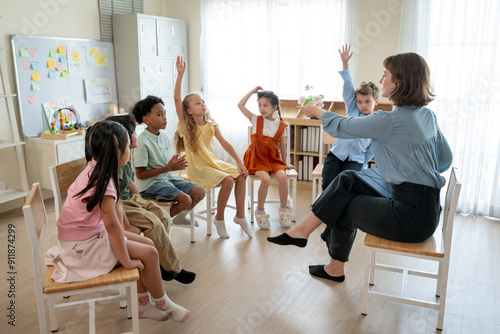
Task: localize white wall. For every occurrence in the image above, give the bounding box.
[0,0,399,213]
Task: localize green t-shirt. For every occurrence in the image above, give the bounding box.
[118,161,133,200]
[132,129,183,192]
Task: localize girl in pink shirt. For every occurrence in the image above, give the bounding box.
[46,121,190,323]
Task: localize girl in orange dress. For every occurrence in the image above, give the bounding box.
[238,86,294,229]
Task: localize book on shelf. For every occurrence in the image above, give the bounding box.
[298,159,303,181]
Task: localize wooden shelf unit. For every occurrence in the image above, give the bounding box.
[280,99,392,189]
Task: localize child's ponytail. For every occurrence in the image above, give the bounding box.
[76,121,128,212]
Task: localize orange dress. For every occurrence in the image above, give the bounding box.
[244,116,288,175]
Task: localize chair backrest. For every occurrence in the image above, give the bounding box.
[247,124,292,165]
[318,125,337,164]
[441,167,461,255]
[49,157,87,220]
[22,183,50,293]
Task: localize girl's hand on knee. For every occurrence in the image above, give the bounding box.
[287,164,295,170]
[238,163,248,178]
[125,259,144,271]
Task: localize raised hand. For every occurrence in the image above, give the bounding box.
[253,86,263,94]
[338,44,353,69]
[166,154,188,172]
[176,56,186,75]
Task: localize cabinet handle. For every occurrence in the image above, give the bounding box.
[142,64,146,74]
[140,23,144,33]
[158,64,162,72]
[172,26,175,38]
[158,24,161,35]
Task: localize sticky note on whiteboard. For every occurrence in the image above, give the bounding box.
[47,59,56,68]
[31,72,40,81]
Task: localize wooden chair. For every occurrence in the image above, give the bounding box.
[311,125,337,202]
[49,157,87,221]
[361,167,461,330]
[23,183,140,334]
[147,198,196,243]
[247,125,298,223]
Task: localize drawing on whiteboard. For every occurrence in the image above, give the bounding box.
[67,46,86,75]
[87,46,108,68]
[84,78,113,104]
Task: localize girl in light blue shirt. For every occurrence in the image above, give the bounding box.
[268,52,453,283]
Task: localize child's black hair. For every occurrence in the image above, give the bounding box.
[131,95,164,124]
[106,114,136,141]
[257,91,283,120]
[76,120,128,212]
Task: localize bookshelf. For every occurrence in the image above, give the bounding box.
[280,99,392,189]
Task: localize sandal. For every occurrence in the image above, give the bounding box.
[279,210,292,228]
[254,210,271,230]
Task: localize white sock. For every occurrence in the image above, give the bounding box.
[234,216,253,238]
[214,219,229,239]
[137,292,172,321]
[172,210,189,223]
[153,292,191,322]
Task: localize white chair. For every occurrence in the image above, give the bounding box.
[361,167,462,330]
[23,183,140,334]
[311,125,337,202]
[247,124,298,223]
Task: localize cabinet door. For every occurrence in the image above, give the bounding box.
[156,19,174,57]
[158,59,174,96]
[57,140,85,164]
[172,21,188,57]
[162,95,177,135]
[140,59,159,97]
[139,17,157,56]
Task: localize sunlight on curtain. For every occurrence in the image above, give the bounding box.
[399,0,500,217]
[201,0,355,161]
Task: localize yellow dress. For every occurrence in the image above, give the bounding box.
[178,122,241,192]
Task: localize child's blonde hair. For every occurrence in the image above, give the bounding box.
[174,93,215,154]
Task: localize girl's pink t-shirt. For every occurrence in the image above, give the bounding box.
[57,160,117,242]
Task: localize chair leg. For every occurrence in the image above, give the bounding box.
[37,297,49,334]
[291,178,297,221]
[312,178,317,203]
[48,297,58,332]
[436,257,451,330]
[120,286,127,308]
[206,190,212,236]
[189,209,195,243]
[89,299,96,334]
[436,261,443,297]
[250,178,255,223]
[130,283,140,334]
[361,248,371,315]
[369,250,376,285]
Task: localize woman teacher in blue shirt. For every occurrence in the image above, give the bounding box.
[268,52,453,282]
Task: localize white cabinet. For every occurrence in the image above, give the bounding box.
[113,13,188,141]
[25,136,85,190]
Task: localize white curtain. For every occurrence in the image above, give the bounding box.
[201,0,358,161]
[398,0,500,217]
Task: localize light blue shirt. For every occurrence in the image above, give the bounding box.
[330,69,373,166]
[132,129,183,192]
[321,105,453,188]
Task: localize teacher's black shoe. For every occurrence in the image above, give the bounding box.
[267,233,307,248]
[309,265,345,282]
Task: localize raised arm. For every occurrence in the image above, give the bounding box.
[238,86,262,122]
[338,45,359,117]
[339,44,353,70]
[214,125,248,177]
[174,56,187,132]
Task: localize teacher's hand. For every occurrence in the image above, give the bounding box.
[295,101,324,119]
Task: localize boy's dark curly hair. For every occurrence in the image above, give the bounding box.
[106,114,136,141]
[131,95,164,124]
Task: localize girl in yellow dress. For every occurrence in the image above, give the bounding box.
[173,56,252,239]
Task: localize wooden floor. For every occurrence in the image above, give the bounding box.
[1,186,499,334]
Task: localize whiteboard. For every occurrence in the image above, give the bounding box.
[11,35,118,137]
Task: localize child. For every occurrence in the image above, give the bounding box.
[173,56,252,239]
[238,86,294,230]
[45,121,190,322]
[321,44,379,191]
[131,96,205,225]
[106,115,196,284]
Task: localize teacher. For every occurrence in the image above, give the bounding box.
[268,52,453,282]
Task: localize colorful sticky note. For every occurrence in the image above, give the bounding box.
[31,72,40,81]
[19,48,29,57]
[22,61,31,70]
[58,45,66,53]
[31,82,40,91]
[47,59,56,68]
[48,70,56,79]
[27,95,36,104]
[31,61,39,70]
[55,63,63,71]
[61,70,69,77]
[49,49,57,57]
[59,55,67,63]
[29,48,37,57]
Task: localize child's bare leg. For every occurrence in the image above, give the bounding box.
[215,176,234,221]
[186,186,205,210]
[234,174,247,219]
[273,170,288,208]
[170,192,192,217]
[254,171,271,215]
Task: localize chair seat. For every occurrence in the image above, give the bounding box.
[364,228,444,258]
[148,199,174,207]
[285,169,298,178]
[44,265,139,294]
[312,164,323,177]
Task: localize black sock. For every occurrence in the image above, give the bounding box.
[160,266,177,281]
[267,233,307,248]
[309,265,345,282]
[174,269,196,284]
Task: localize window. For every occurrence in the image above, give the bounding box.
[99,0,143,41]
